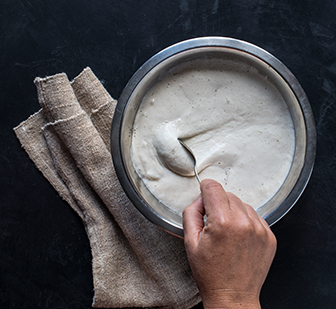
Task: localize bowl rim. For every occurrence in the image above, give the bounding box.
[111,36,317,237]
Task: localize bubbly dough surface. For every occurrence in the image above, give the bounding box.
[131,58,295,213]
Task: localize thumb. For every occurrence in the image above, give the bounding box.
[183,194,205,247]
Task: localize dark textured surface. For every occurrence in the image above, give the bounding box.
[1,0,335,308]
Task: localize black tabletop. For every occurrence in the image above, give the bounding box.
[1,0,336,308]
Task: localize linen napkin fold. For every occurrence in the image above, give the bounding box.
[14,68,200,308]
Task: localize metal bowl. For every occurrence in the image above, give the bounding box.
[111,37,316,238]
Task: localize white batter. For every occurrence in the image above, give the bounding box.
[131,58,295,213]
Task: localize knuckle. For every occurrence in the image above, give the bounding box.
[254,224,277,248]
[226,192,242,206]
[217,215,254,237]
[239,219,255,235]
[226,216,256,240]
[212,213,231,229]
[205,217,228,237]
[244,203,256,214]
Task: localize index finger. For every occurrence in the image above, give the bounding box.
[200,179,231,219]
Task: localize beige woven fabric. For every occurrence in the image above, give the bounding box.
[14,68,200,308]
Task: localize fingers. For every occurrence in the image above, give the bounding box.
[243,201,277,253]
[183,179,275,250]
[243,201,262,222]
[183,194,205,248]
[243,202,272,231]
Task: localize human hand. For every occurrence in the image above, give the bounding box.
[183,179,277,309]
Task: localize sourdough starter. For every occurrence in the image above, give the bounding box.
[131,58,295,213]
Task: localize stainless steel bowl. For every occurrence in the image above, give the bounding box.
[111,37,316,237]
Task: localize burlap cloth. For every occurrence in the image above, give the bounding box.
[14,68,201,308]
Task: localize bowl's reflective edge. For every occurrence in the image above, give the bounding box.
[111,37,316,237]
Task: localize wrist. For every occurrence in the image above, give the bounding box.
[201,289,261,309]
[203,300,261,309]
[203,303,261,309]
